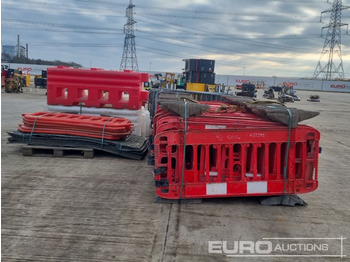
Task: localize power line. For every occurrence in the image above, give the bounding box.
[3,4,323,24]
[2,17,321,59]
[3,0,336,16]
[1,25,122,34]
[136,29,322,40]
[1,13,335,55]
[2,6,124,18]
[139,12,322,24]
[0,17,319,40]
[136,16,313,53]
[3,19,119,31]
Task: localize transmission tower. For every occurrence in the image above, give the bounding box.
[120,0,138,71]
[313,0,349,80]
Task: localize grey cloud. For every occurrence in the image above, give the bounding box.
[1,0,349,78]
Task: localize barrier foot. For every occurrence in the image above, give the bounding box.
[260,194,307,206]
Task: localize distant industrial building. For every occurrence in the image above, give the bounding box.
[2,45,26,59]
[1,35,28,60]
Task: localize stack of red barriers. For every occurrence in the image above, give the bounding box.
[47,66,149,110]
[19,112,134,140]
[153,101,320,199]
[46,66,150,137]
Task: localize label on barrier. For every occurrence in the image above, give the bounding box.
[205,125,227,129]
[247,181,267,194]
[206,183,227,195]
[209,171,218,176]
[245,173,262,177]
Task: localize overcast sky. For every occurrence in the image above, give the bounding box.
[1,0,350,78]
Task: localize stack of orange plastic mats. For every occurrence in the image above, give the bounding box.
[18,112,134,140]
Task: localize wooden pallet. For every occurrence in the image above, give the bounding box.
[22,145,94,158]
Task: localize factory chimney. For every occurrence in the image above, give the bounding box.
[17,35,20,57]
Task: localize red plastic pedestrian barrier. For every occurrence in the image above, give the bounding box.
[153,102,320,199]
[47,66,149,110]
[19,112,134,140]
[153,105,284,136]
[154,111,285,135]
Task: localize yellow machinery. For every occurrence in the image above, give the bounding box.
[4,73,26,93]
[186,82,206,92]
[2,67,29,93]
[207,84,217,92]
[161,73,175,88]
[186,83,217,92]
[24,75,30,87]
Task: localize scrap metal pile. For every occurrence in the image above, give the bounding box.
[150,93,321,200]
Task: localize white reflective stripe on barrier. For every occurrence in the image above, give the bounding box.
[206,183,227,195]
[247,181,267,193]
[205,125,227,129]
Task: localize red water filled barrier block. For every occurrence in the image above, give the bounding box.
[47,66,149,110]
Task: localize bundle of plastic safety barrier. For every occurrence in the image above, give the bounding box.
[8,111,149,160]
[150,96,321,200]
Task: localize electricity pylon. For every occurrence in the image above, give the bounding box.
[313,0,349,80]
[120,0,138,71]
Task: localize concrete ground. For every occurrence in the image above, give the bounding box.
[1,87,350,261]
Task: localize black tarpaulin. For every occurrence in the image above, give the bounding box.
[159,101,210,118]
[224,96,319,127]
